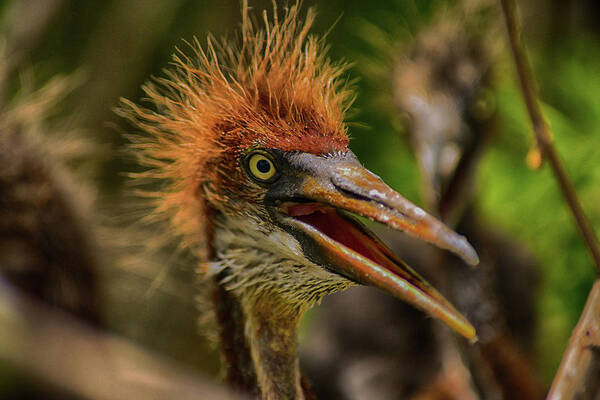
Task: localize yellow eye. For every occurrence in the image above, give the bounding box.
[247,152,277,182]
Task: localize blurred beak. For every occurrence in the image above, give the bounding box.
[279,157,478,340]
[413,135,468,220]
[400,92,466,213]
[414,139,446,212]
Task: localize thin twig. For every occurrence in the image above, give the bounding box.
[499,1,600,398]
[499,0,600,271]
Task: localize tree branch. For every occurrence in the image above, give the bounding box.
[499,0,600,398]
[547,281,600,398]
[0,277,242,400]
[499,0,600,270]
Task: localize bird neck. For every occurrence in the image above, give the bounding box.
[212,280,260,396]
[241,292,306,400]
[210,213,306,399]
[213,279,306,399]
[211,212,350,398]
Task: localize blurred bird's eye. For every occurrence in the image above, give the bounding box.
[246,151,278,183]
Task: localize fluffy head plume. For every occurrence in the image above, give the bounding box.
[119,2,354,260]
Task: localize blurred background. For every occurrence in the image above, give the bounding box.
[0,0,599,398]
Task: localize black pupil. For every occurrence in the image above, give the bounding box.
[256,159,271,174]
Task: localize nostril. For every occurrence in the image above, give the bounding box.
[332,181,372,203]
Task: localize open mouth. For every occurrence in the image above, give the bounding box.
[279,201,476,340]
[281,202,420,286]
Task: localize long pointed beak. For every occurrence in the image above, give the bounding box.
[277,155,478,340]
[301,161,478,266]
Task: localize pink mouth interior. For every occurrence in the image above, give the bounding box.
[283,203,417,283]
[281,202,474,340]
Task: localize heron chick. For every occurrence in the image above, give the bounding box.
[121,3,479,399]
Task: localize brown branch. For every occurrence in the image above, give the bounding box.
[547,280,600,398]
[499,1,600,398]
[499,0,600,271]
[0,277,242,400]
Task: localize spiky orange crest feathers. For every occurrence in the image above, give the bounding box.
[119,3,353,260]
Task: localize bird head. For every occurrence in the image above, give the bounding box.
[393,18,496,219]
[122,4,478,340]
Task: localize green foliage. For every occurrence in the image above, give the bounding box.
[333,0,600,382]
[477,38,600,379]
